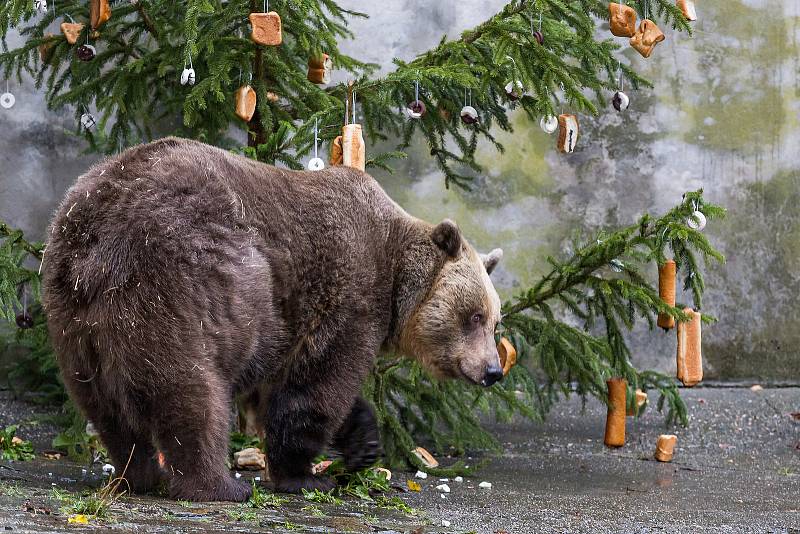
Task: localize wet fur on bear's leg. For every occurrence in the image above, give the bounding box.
[156,375,253,502]
[333,397,381,471]
[91,414,165,494]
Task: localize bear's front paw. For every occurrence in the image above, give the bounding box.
[272,474,336,494]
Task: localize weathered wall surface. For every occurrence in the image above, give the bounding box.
[1,0,798,379]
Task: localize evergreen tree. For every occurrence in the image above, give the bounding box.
[0,1,722,470]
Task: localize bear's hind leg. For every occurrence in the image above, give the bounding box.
[154,376,252,502]
[265,383,338,494]
[92,412,164,494]
[333,397,381,472]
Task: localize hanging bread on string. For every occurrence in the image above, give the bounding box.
[235,85,257,122]
[60,22,84,45]
[330,135,343,165]
[630,19,665,58]
[39,34,56,64]
[307,53,332,85]
[342,123,365,171]
[677,0,697,21]
[676,307,703,386]
[657,259,676,330]
[249,11,282,46]
[90,0,111,29]
[608,2,637,37]
[557,114,578,153]
[604,377,626,448]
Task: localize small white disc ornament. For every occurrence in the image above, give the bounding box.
[460,105,478,124]
[180,67,196,86]
[308,157,324,171]
[0,92,15,109]
[80,112,97,130]
[540,115,558,134]
[612,91,630,112]
[687,210,706,231]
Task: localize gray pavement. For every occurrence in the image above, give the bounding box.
[0,386,796,533]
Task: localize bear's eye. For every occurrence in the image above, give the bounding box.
[471,313,483,325]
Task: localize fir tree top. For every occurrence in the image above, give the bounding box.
[2,0,691,187]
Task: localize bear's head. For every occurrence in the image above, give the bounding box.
[399,219,505,387]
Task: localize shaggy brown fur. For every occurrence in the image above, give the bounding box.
[42,137,503,501]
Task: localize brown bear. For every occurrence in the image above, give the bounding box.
[41,137,505,502]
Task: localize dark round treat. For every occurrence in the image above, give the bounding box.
[406,100,426,118]
[533,31,544,45]
[76,44,96,62]
[15,313,34,329]
[612,91,630,112]
[460,113,478,125]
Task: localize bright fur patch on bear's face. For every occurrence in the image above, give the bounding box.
[401,245,502,385]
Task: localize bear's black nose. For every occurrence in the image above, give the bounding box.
[481,365,504,387]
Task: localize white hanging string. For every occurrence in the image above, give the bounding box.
[414,79,419,102]
[352,90,356,124]
[313,118,319,158]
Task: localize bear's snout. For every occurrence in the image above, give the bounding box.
[481,364,504,387]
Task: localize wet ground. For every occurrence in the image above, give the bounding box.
[0,386,797,533]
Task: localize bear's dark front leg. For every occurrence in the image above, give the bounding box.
[332,397,381,471]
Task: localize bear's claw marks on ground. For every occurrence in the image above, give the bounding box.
[272,474,336,494]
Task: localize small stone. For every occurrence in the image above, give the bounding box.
[436,483,450,493]
[441,519,451,527]
[233,447,266,470]
[478,481,492,489]
[440,493,446,499]
[414,470,428,479]
[750,384,763,392]
[438,478,449,482]
[454,476,463,483]
[254,476,261,482]
[101,463,115,476]
[234,472,242,479]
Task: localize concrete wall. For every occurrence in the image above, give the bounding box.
[1,0,798,379]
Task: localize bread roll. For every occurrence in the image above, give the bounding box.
[657,260,676,330]
[677,0,697,21]
[90,0,111,29]
[609,2,637,37]
[330,135,343,165]
[627,388,648,416]
[557,114,579,153]
[497,337,517,376]
[60,22,84,45]
[655,434,677,462]
[235,85,257,122]
[676,307,703,386]
[630,19,665,58]
[604,377,627,448]
[249,12,282,46]
[342,123,365,171]
[307,53,332,85]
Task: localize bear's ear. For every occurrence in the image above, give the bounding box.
[480,248,503,275]
[431,219,462,259]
